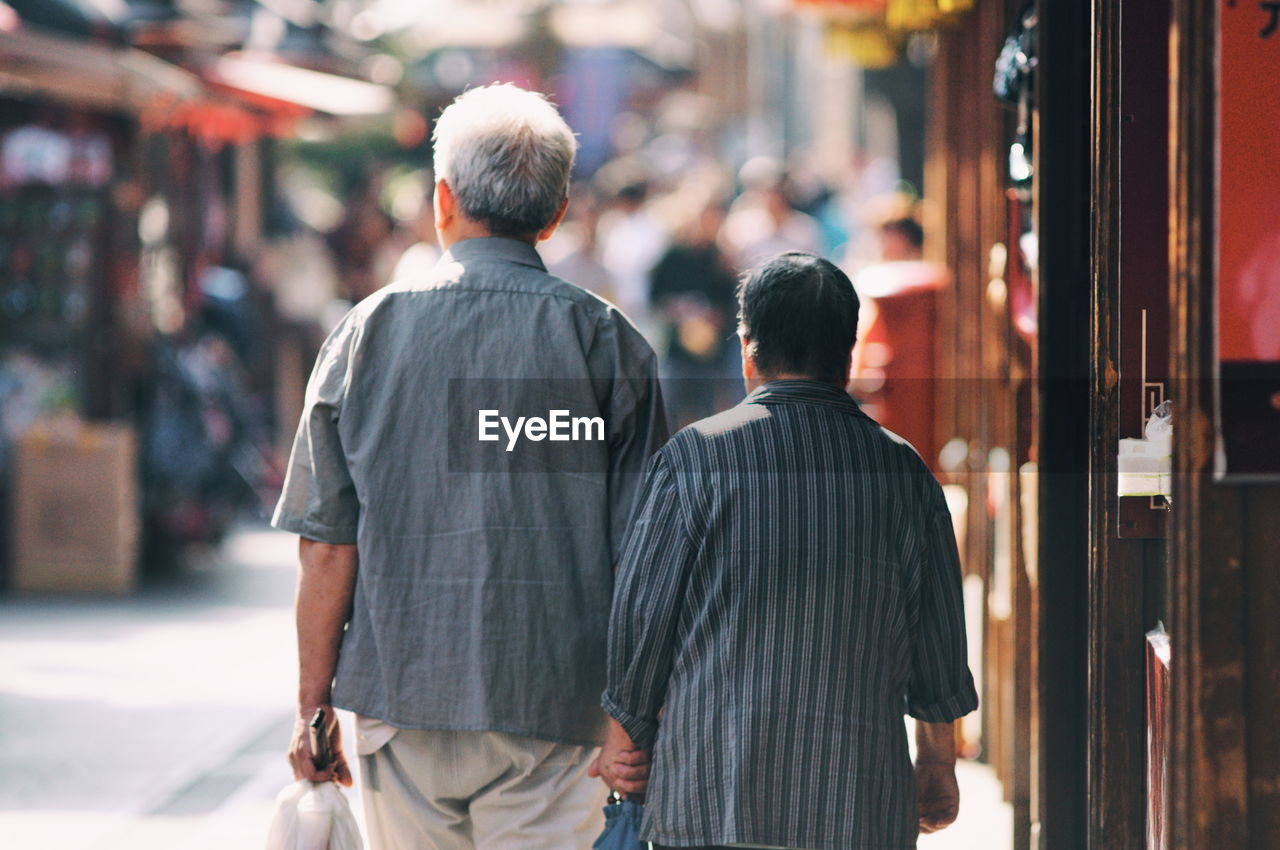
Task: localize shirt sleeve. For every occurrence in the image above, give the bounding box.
[271,316,361,544]
[906,478,980,722]
[602,317,670,562]
[601,451,695,749]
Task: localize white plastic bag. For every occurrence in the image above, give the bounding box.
[266,780,363,850]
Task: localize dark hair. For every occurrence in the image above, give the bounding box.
[737,252,860,384]
[881,216,925,250]
[615,181,647,204]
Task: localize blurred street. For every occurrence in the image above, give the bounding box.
[1,0,1273,843]
[0,525,348,850]
[0,523,1009,850]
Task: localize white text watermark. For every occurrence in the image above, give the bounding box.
[478,409,605,452]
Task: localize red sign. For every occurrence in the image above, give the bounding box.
[1217,1,1280,476]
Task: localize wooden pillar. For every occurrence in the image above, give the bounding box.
[1165,1,1280,846]
[929,4,1027,843]
[1085,0,1166,847]
[1033,0,1091,845]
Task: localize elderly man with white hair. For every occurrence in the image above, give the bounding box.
[272,84,667,849]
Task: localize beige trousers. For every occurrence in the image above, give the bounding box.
[355,721,607,850]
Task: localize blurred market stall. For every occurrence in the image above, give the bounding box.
[0,0,395,589]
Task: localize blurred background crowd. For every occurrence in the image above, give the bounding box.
[8,2,1278,847]
[0,0,954,580]
[2,9,1008,844]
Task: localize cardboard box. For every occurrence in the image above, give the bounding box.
[11,420,140,594]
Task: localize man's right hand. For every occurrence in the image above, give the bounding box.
[914,719,959,833]
[288,704,353,786]
[589,716,651,797]
[590,748,651,798]
[915,761,959,833]
[292,539,358,786]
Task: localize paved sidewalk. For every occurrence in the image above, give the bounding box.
[0,525,340,850]
[0,524,1010,849]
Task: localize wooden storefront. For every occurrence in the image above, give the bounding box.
[922,0,1280,847]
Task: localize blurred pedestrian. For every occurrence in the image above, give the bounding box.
[327,180,394,302]
[723,158,822,268]
[650,196,741,428]
[594,253,978,849]
[850,213,950,463]
[273,83,667,850]
[544,186,615,302]
[597,177,667,340]
[388,182,441,284]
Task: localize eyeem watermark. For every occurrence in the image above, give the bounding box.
[478,409,605,452]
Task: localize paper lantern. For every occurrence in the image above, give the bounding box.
[885,0,942,31]
[826,23,904,68]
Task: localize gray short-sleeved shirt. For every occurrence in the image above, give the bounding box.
[273,237,667,746]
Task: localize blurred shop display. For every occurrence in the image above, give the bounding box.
[0,2,394,589]
[799,0,974,69]
[11,418,139,594]
[1117,400,1173,500]
[993,8,1036,189]
[0,354,77,476]
[140,280,281,557]
[0,138,107,347]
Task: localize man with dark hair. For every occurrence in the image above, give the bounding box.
[880,216,926,261]
[734,251,860,384]
[592,252,977,849]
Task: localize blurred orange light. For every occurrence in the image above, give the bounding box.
[393,109,429,149]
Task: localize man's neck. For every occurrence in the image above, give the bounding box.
[438,221,537,251]
[746,374,843,393]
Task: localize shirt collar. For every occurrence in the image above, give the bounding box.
[439,237,546,271]
[746,379,871,419]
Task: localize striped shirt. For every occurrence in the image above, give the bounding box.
[603,379,978,849]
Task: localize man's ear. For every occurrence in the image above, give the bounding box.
[741,335,756,381]
[536,197,570,243]
[434,179,454,230]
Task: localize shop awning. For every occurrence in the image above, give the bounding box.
[206,53,396,117]
[395,0,695,66]
[549,0,696,70]
[3,0,126,42]
[0,22,201,111]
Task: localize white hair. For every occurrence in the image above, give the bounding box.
[433,83,577,236]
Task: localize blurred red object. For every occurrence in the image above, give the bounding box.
[851,261,949,471]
